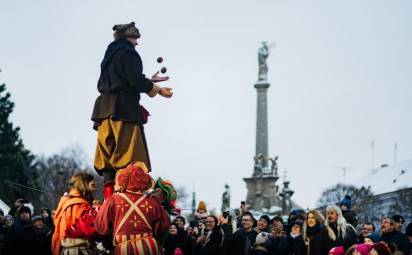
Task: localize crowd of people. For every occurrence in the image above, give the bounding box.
[161,200,412,255]
[1,176,411,255]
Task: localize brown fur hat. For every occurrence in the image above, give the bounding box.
[112,22,140,40]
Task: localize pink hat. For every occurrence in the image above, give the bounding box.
[329,246,345,255]
[355,244,372,255]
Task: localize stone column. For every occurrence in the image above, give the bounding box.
[255,81,270,167]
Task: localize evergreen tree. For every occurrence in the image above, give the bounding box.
[0,83,35,207]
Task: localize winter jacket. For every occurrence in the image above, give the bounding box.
[287,235,305,255]
[380,230,411,255]
[164,231,194,255]
[196,227,224,255]
[305,225,333,255]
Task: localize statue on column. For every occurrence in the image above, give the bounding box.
[221,184,231,212]
[253,154,264,176]
[269,155,279,176]
[258,42,270,81]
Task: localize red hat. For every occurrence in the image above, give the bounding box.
[329,246,345,255]
[115,162,154,192]
[354,244,372,255]
[371,242,392,255]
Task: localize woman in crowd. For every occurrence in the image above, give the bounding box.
[195,215,224,255]
[303,210,335,255]
[164,223,194,255]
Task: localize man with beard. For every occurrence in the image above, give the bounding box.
[91,22,173,200]
[52,172,97,255]
[379,217,410,255]
[325,205,357,251]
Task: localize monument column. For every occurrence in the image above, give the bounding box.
[255,81,270,167]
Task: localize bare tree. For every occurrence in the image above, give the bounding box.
[29,146,103,211]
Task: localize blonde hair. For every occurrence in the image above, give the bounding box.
[69,172,94,198]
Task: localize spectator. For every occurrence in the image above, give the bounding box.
[391,215,404,232]
[194,201,208,223]
[195,215,223,255]
[380,217,410,255]
[0,214,13,255]
[256,215,271,233]
[339,195,358,230]
[287,219,305,255]
[164,223,193,255]
[269,223,289,255]
[358,222,379,245]
[325,205,358,250]
[41,208,54,235]
[8,206,32,254]
[221,211,257,255]
[23,215,52,255]
[174,215,187,234]
[303,210,334,255]
[370,241,393,255]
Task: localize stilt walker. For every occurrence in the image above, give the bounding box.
[91,22,173,199]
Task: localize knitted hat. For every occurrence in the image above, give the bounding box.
[155,177,177,210]
[371,242,392,255]
[339,195,352,209]
[329,246,345,255]
[174,215,186,224]
[197,201,207,211]
[292,219,304,228]
[271,215,284,224]
[113,22,140,40]
[391,214,404,224]
[259,215,271,225]
[354,244,372,255]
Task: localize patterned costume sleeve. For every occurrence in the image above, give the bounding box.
[95,196,114,235]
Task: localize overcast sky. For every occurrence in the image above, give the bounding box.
[1,0,411,211]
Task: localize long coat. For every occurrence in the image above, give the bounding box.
[91,38,155,129]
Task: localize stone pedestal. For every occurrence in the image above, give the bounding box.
[244,175,279,212]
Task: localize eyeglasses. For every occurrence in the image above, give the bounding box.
[205,221,214,223]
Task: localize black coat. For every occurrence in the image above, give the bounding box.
[196,227,224,255]
[164,231,194,255]
[91,38,154,129]
[380,230,411,255]
[287,235,305,255]
[305,225,333,255]
[329,223,358,250]
[269,236,289,255]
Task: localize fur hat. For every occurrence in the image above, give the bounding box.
[339,195,352,209]
[329,246,345,255]
[113,22,140,40]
